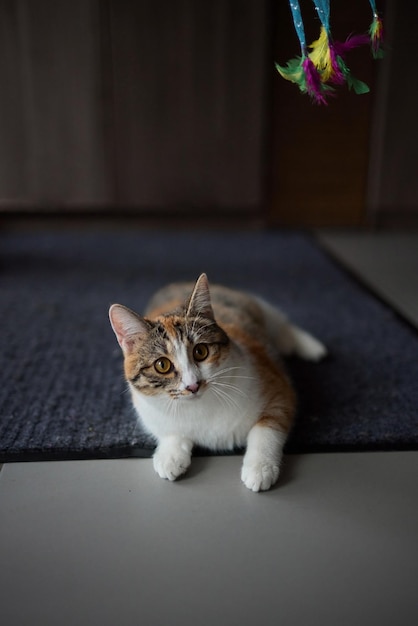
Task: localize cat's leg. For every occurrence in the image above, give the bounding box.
[153,435,193,481]
[241,424,287,492]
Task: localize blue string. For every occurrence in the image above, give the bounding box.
[311,0,330,32]
[288,1,306,52]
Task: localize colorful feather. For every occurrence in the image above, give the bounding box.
[275,0,383,103]
[275,57,305,88]
[275,0,330,103]
[369,13,384,58]
[331,33,371,91]
[275,56,331,104]
[308,26,333,83]
[333,56,370,95]
[302,56,331,104]
[333,33,371,57]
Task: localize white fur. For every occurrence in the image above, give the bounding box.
[131,345,261,452]
[153,435,193,481]
[173,338,200,392]
[241,428,287,492]
[130,343,290,490]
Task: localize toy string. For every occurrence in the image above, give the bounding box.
[276,0,384,103]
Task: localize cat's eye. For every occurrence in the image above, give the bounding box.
[193,343,209,362]
[154,357,173,374]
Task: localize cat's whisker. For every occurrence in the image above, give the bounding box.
[208,367,257,386]
[211,378,248,390]
[224,370,254,378]
[172,401,181,421]
[207,366,245,380]
[164,396,181,420]
[209,384,241,413]
[210,380,251,402]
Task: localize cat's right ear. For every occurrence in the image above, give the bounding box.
[109,304,150,354]
[186,273,214,319]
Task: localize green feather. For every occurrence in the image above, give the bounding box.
[337,56,370,95]
[275,57,305,88]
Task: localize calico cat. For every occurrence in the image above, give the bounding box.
[109,274,326,492]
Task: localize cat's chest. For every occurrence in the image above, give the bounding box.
[131,373,262,450]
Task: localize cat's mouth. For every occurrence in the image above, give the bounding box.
[171,381,207,400]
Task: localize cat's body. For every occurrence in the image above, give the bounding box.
[109,274,326,491]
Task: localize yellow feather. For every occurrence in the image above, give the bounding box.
[308,26,332,82]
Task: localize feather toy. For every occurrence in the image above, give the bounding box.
[276,0,384,103]
[310,1,370,90]
[368,0,384,58]
[275,0,327,104]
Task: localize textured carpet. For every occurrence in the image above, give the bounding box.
[1,229,417,462]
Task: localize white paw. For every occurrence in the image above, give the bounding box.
[153,447,191,481]
[241,462,280,492]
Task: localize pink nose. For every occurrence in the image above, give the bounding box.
[186,382,200,394]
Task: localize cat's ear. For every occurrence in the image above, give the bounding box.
[186,273,214,319]
[109,304,150,354]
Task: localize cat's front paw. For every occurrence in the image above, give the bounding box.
[241,462,280,492]
[153,446,191,481]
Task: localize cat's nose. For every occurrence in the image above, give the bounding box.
[186,382,200,394]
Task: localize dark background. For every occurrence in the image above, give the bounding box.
[0,0,415,229]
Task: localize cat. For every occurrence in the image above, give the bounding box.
[109,273,326,492]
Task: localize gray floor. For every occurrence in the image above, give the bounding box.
[1,231,418,626]
[318,231,418,327]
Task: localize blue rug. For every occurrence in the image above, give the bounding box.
[1,229,417,461]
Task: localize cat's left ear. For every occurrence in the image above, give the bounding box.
[186,273,214,319]
[109,304,151,354]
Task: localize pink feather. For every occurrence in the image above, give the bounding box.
[302,57,328,105]
[333,34,370,60]
[329,45,345,85]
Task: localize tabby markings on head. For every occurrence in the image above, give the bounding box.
[123,311,229,399]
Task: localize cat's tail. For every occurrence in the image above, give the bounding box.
[256,297,327,362]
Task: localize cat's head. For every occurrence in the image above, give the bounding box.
[109,274,230,399]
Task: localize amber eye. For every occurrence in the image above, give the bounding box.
[193,343,209,362]
[154,357,173,374]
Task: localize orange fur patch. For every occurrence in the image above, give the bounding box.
[222,323,295,434]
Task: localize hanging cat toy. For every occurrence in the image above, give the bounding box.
[276,0,384,104]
